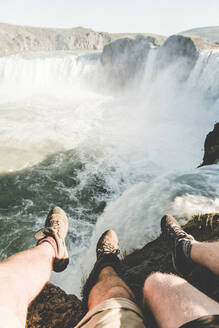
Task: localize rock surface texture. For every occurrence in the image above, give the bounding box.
[101,36,157,85]
[158,34,198,63]
[27,213,219,328]
[27,283,83,328]
[199,123,219,167]
[100,34,199,86]
[156,35,199,80]
[0,24,108,56]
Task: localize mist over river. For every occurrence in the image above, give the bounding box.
[0,48,219,295]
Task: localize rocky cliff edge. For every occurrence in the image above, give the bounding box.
[27,212,219,328]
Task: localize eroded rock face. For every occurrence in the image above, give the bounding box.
[199,123,219,167]
[0,24,109,57]
[101,36,157,85]
[156,35,199,80]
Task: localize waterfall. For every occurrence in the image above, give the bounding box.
[0,48,218,295]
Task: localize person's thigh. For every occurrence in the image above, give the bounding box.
[143,272,219,328]
[0,306,23,328]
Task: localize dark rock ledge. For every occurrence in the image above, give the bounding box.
[27,213,219,328]
[199,123,219,167]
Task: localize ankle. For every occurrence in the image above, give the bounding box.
[37,236,58,258]
[181,239,198,259]
[190,240,201,262]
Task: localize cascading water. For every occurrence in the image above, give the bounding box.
[0,47,218,295]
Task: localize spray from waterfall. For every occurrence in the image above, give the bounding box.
[0,48,218,294]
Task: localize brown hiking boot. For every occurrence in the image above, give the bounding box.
[81,230,121,313]
[35,206,69,272]
[96,230,120,260]
[161,214,195,276]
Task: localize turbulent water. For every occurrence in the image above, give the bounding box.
[0,48,219,295]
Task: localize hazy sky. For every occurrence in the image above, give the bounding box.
[0,0,218,35]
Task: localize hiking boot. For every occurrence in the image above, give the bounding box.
[96,230,120,260]
[95,229,121,275]
[81,230,121,313]
[161,214,195,276]
[35,206,69,272]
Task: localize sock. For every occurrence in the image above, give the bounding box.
[37,236,58,257]
[181,239,193,259]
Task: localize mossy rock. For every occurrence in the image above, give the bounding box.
[184,213,219,241]
[209,145,219,154]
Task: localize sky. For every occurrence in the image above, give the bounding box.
[0,0,218,36]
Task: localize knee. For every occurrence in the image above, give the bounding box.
[144,272,170,299]
[105,286,135,301]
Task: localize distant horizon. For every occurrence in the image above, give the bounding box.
[1,0,219,36]
[0,20,218,37]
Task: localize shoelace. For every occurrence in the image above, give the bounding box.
[168,225,188,240]
[51,220,60,229]
[97,242,120,255]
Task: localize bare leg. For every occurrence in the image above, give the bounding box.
[143,272,219,328]
[0,242,54,326]
[88,266,135,310]
[191,241,219,274]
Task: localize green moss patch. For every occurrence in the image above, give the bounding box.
[183,213,219,241]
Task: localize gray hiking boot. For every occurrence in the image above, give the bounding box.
[161,214,195,276]
[35,206,69,272]
[96,230,120,260]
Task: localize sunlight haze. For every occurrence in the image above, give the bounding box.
[0,0,218,35]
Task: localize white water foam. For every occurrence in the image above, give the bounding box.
[0,49,219,295]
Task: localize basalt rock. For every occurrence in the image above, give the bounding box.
[27,214,219,328]
[100,34,199,87]
[156,35,199,80]
[199,123,219,167]
[101,36,157,66]
[101,36,157,85]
